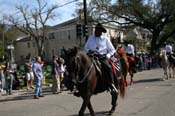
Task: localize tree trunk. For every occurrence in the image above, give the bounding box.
[150,33,159,55]
[38,47,44,58]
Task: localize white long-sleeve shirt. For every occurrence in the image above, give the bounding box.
[84,35,116,57]
[125,44,135,56]
[165,45,172,53]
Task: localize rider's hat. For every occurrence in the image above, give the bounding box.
[95,23,107,33]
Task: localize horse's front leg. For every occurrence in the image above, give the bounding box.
[173,67,175,78]
[79,94,91,116]
[124,75,128,87]
[129,70,134,85]
[87,101,95,116]
[168,65,171,79]
[109,88,118,115]
[164,67,168,80]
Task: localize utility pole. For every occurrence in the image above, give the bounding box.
[1,17,5,60]
[2,30,4,60]
[83,0,88,41]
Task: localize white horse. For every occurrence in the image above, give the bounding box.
[160,49,175,80]
[160,49,169,80]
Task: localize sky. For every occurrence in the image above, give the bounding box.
[0,0,78,26]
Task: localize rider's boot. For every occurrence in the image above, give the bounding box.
[110,75,118,93]
[130,77,134,85]
[125,79,128,87]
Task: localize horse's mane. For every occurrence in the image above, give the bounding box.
[117,45,129,68]
[117,45,127,57]
[161,49,168,61]
[77,51,92,65]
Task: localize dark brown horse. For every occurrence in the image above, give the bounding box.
[117,45,136,86]
[63,47,125,116]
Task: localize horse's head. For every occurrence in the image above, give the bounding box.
[160,49,168,61]
[161,49,166,56]
[64,46,91,85]
[160,49,167,57]
[117,45,125,56]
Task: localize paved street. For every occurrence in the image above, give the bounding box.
[0,68,175,116]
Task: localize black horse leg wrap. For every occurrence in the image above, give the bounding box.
[111,89,118,106]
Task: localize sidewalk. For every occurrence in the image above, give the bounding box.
[0,86,52,102]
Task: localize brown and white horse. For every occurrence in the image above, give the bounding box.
[160,49,175,80]
[117,45,136,86]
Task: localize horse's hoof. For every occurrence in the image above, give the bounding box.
[108,109,115,115]
[130,81,134,85]
[73,92,81,97]
[108,108,116,115]
[125,81,128,87]
[108,104,117,115]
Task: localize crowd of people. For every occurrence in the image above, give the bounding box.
[0,55,66,99]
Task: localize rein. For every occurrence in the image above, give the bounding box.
[75,56,94,84]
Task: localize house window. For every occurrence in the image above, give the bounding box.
[68,30,71,40]
[28,42,30,48]
[33,42,35,47]
[48,32,55,39]
[51,49,55,57]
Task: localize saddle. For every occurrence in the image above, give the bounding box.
[127,55,135,63]
[167,54,175,64]
[127,55,137,73]
[110,55,121,78]
[88,53,121,79]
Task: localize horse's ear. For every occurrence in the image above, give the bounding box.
[73,45,80,54]
[62,47,68,56]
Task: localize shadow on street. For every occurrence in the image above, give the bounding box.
[0,87,53,102]
[134,78,162,84]
[68,111,111,116]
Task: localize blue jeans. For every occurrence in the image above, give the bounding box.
[34,79,43,96]
[0,74,4,90]
[6,74,14,94]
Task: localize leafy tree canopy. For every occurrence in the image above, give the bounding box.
[88,0,175,54]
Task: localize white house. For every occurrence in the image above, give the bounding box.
[14,18,121,62]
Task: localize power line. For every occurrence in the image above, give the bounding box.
[57,0,78,7]
[5,0,78,24]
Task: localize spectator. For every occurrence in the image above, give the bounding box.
[0,64,5,92]
[59,57,66,90]
[142,52,147,70]
[146,55,152,70]
[25,60,34,90]
[32,56,44,99]
[5,62,14,95]
[13,69,20,90]
[51,55,61,94]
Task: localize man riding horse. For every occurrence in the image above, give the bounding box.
[125,41,137,73]
[84,23,117,92]
[165,44,175,64]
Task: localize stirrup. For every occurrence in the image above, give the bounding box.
[111,84,118,93]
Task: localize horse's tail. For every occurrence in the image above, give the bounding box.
[119,74,126,98]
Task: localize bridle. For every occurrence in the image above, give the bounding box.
[74,55,93,84]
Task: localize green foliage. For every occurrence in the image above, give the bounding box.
[89,0,175,54]
[0,42,3,57]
